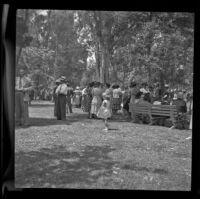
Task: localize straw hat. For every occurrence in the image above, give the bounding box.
[55,78,61,83]
[60,76,67,82]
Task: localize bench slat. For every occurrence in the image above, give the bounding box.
[151,108,177,111]
[136,111,150,114]
[152,105,176,108]
[151,109,177,112]
[152,111,175,114]
[151,106,177,109]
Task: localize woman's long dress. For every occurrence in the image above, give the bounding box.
[97,100,112,119]
[112,88,122,112]
[90,87,103,116]
[73,90,82,107]
[81,87,92,112]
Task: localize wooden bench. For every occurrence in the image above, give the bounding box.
[134,104,151,123]
[150,104,178,127]
[134,103,178,128]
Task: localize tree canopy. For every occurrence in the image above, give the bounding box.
[16,10,194,91]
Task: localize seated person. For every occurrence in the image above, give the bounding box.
[172,92,187,114]
[161,94,171,105]
[153,96,162,105]
[137,93,151,123]
[135,91,143,103]
[172,92,188,129]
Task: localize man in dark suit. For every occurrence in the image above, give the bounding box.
[53,78,61,117]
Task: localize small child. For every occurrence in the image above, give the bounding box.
[97,94,112,131]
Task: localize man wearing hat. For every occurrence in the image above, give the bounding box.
[15,68,33,126]
[55,76,68,120]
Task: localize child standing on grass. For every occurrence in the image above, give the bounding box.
[97,94,112,131]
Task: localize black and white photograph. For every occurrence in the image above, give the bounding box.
[14,9,194,190]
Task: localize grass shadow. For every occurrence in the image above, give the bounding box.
[15,145,118,188]
[29,104,54,108]
[121,162,168,175]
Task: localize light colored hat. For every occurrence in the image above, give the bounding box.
[55,79,61,83]
[165,84,169,87]
[60,76,66,80]
[76,86,80,90]
[60,76,67,82]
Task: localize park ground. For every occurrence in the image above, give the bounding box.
[15,101,192,190]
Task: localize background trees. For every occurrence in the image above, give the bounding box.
[16,10,194,91]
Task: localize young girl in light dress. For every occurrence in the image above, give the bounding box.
[97,94,112,131]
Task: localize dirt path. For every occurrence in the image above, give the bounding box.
[15,101,192,190]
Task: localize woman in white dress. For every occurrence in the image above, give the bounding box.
[90,82,103,118]
[97,94,112,131]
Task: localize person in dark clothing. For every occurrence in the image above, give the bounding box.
[172,92,187,129]
[122,86,131,119]
[28,89,35,105]
[53,79,61,117]
[172,92,187,113]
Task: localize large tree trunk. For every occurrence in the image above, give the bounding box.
[99,43,110,84]
[93,11,112,84]
[95,41,100,81]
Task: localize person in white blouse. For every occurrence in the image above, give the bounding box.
[55,76,68,120]
[15,68,33,126]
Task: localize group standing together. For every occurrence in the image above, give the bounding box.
[80,81,193,130]
[15,70,193,130]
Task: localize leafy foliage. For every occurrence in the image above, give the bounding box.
[16,10,194,90]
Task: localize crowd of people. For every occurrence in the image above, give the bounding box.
[15,69,193,130]
[53,77,193,131]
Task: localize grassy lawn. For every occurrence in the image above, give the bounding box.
[15,100,192,190]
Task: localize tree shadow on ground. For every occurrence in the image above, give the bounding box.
[121,162,168,175]
[15,118,71,128]
[29,104,54,108]
[15,112,94,128]
[15,145,118,188]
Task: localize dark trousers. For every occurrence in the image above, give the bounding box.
[57,94,66,120]
[15,91,29,125]
[66,96,72,113]
[54,97,57,117]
